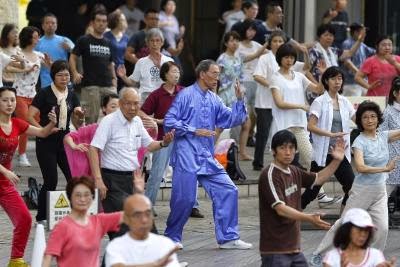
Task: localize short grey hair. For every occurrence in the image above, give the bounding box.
[195,59,218,79]
[119,87,139,100]
[145,28,164,44]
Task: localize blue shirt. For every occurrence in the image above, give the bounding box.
[342,38,375,84]
[35,34,74,88]
[103,31,129,66]
[164,82,247,174]
[352,131,390,185]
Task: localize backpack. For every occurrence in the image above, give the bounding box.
[215,139,247,181]
[23,177,41,210]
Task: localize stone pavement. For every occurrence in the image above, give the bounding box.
[1,140,399,266]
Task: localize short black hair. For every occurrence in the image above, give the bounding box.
[271,130,297,153]
[267,31,286,49]
[221,31,240,52]
[266,1,281,16]
[160,61,181,82]
[66,176,96,208]
[238,19,257,41]
[90,5,108,21]
[321,66,345,93]
[50,60,70,81]
[242,0,258,11]
[375,35,392,53]
[275,43,297,66]
[355,101,384,131]
[388,76,400,105]
[41,12,57,24]
[0,23,17,48]
[145,8,160,16]
[333,222,374,250]
[161,0,175,11]
[19,26,40,49]
[0,86,17,97]
[317,24,336,38]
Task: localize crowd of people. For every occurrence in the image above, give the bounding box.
[0,0,400,266]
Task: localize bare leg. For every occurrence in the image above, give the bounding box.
[239,118,252,160]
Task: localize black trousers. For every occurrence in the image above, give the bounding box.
[35,134,72,221]
[253,108,272,168]
[301,154,354,209]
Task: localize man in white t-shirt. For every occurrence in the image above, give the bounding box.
[106,194,181,267]
[118,28,173,103]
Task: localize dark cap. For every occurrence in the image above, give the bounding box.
[349,22,368,31]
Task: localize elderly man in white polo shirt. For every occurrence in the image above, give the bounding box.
[89,87,174,236]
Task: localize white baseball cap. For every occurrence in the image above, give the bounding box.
[342,208,375,228]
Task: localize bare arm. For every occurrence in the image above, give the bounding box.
[353,148,393,174]
[109,62,117,88]
[42,255,52,267]
[389,129,400,143]
[354,70,381,90]
[271,87,308,111]
[274,203,330,229]
[116,65,138,87]
[242,43,268,63]
[69,54,83,84]
[253,75,270,88]
[26,106,58,137]
[88,146,108,200]
[124,46,139,64]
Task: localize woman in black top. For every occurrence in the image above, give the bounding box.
[28,60,83,223]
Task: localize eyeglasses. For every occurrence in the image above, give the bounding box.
[361,114,378,120]
[129,210,152,219]
[206,71,220,78]
[73,193,93,199]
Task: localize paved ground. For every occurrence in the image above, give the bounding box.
[1,140,399,266]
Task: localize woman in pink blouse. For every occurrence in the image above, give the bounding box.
[63,94,119,177]
[355,35,400,97]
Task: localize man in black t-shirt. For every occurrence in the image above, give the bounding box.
[69,9,117,124]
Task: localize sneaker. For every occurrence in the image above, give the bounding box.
[318,195,343,208]
[175,242,183,250]
[179,262,189,267]
[8,258,29,267]
[18,154,31,167]
[219,239,253,250]
[309,253,323,267]
[190,208,204,218]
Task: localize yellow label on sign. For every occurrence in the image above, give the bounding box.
[54,194,69,208]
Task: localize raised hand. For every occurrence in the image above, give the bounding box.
[330,137,346,161]
[234,79,244,100]
[377,257,397,267]
[116,64,127,78]
[153,245,180,267]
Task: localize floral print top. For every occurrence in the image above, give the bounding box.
[216,52,244,106]
[13,51,44,98]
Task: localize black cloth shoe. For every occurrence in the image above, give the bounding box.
[246,136,255,147]
[190,208,204,218]
[253,165,263,171]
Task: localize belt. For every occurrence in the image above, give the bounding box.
[101,168,133,176]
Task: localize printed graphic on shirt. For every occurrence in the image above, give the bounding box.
[89,44,111,57]
[285,183,298,197]
[150,66,161,82]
